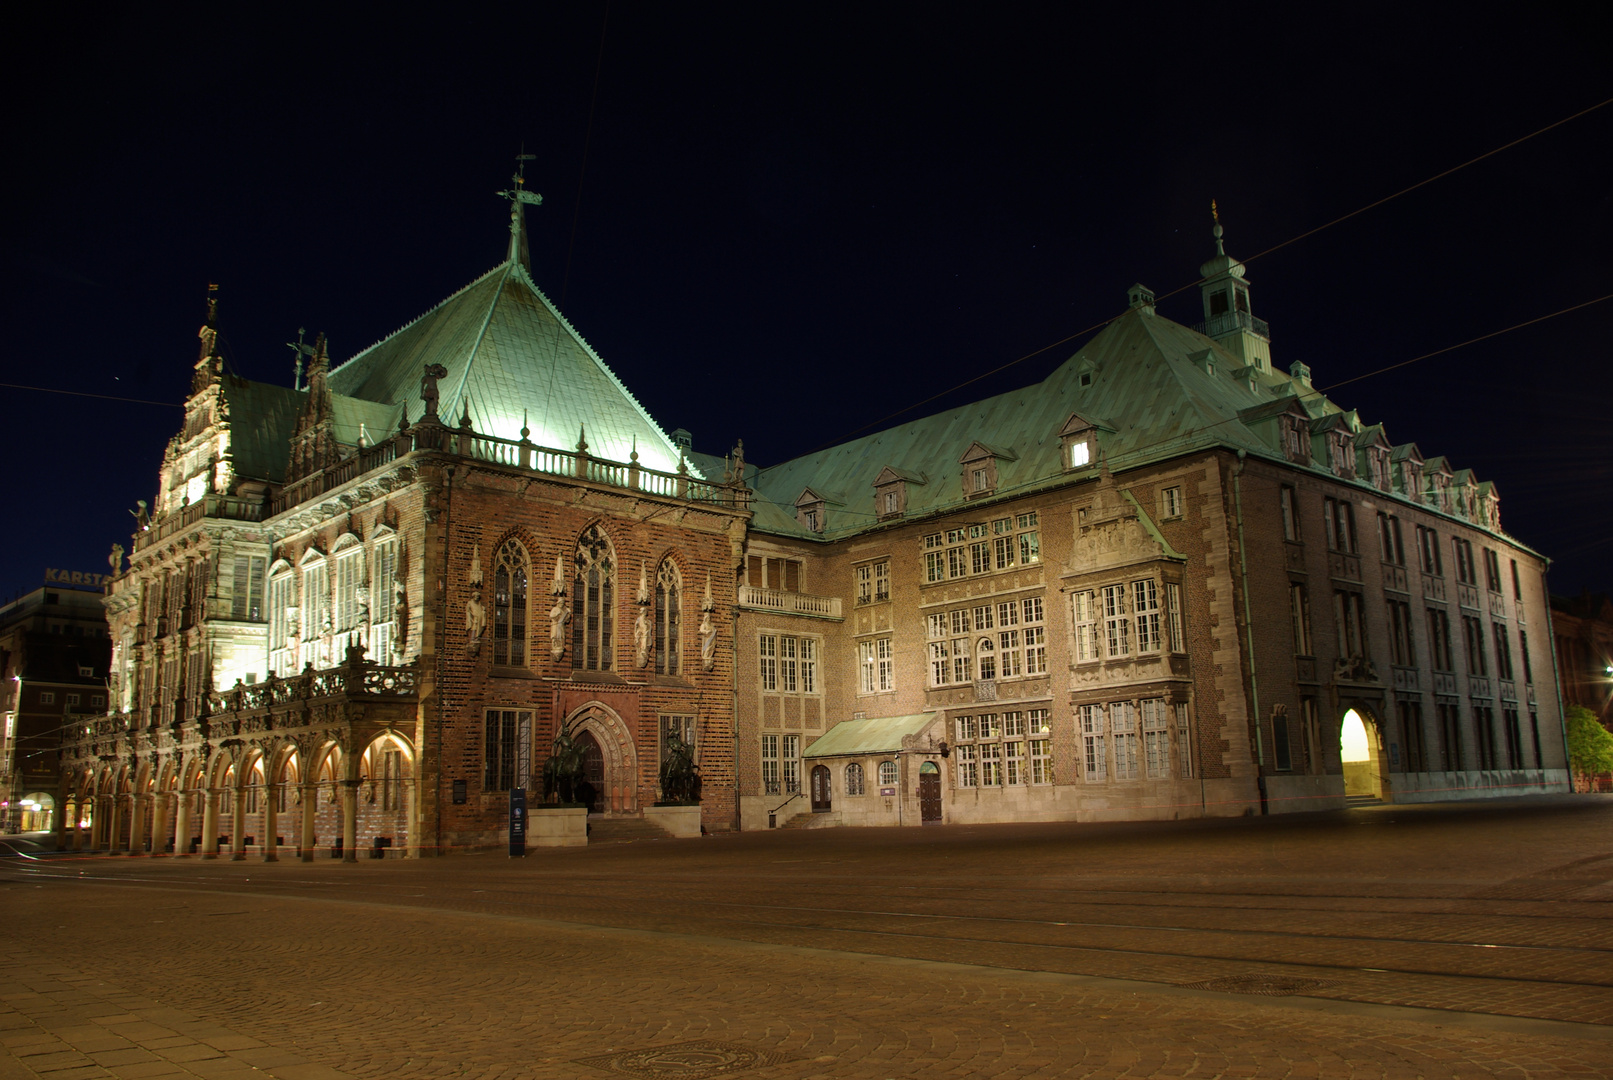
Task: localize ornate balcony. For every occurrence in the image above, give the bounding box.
[737,586,842,620]
[270,419,750,519]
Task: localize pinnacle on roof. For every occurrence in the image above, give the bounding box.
[498,152,543,273]
[1200,200,1245,282]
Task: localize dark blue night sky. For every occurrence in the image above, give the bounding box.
[4,4,1610,602]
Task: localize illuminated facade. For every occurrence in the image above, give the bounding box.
[52,187,1570,856]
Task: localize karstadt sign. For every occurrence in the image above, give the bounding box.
[45,569,113,588]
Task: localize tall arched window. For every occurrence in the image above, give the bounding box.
[572,525,615,670]
[493,539,529,667]
[655,559,682,675]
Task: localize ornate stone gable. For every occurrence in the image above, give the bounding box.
[1065,474,1180,579]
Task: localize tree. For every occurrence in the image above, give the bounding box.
[1565,705,1613,786]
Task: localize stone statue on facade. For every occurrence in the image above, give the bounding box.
[108,544,124,576]
[634,561,652,668]
[420,363,448,420]
[465,588,486,652]
[699,573,717,673]
[548,553,570,661]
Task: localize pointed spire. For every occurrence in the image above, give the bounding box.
[576,423,589,455]
[551,553,567,596]
[637,560,650,604]
[520,409,531,442]
[497,152,543,273]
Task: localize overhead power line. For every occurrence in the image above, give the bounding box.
[771,94,1613,467]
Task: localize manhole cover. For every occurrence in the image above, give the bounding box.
[1177,973,1332,996]
[575,1040,796,1079]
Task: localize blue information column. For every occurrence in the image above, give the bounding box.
[509,788,527,857]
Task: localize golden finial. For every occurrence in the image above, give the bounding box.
[1210,199,1219,223]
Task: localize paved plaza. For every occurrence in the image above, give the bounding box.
[3,796,1613,1079]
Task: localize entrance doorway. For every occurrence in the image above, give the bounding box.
[918,761,942,823]
[810,765,832,812]
[1340,708,1386,801]
[577,731,604,812]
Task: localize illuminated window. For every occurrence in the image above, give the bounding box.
[493,539,530,668]
[572,525,615,670]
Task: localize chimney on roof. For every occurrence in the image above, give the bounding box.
[671,428,693,450]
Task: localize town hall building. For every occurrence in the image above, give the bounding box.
[52,173,1570,857]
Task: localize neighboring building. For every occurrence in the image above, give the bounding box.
[1,585,111,832]
[52,176,1570,857]
[733,219,1568,827]
[1551,590,1613,729]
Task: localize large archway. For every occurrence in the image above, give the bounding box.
[1340,708,1387,802]
[562,702,639,814]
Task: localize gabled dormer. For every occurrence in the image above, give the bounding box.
[1309,413,1357,479]
[1236,396,1310,465]
[1075,354,1101,389]
[1390,443,1424,503]
[1423,456,1454,514]
[959,441,1016,499]
[1354,424,1394,492]
[795,487,830,533]
[873,466,925,520]
[1057,414,1109,472]
[288,333,338,484]
[1477,480,1502,533]
[1452,469,1479,522]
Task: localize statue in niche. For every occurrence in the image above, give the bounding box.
[108,544,124,576]
[465,588,486,653]
[548,553,569,661]
[548,594,570,661]
[393,578,408,657]
[420,363,448,420]
[634,561,652,668]
[699,610,716,672]
[699,573,717,672]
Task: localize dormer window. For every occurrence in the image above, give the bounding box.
[959,442,1013,500]
[1329,434,1354,479]
[1281,415,1309,464]
[794,488,828,533]
[1057,414,1103,473]
[873,466,922,521]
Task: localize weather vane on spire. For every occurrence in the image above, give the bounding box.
[286,327,316,391]
[1211,198,1219,224]
[498,150,544,271]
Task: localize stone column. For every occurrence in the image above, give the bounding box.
[174,790,192,856]
[341,780,359,863]
[300,783,317,863]
[151,792,170,855]
[262,780,279,862]
[231,786,248,860]
[53,790,71,852]
[201,789,220,858]
[128,794,148,856]
[109,797,126,854]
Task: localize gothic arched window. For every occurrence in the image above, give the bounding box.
[572,525,615,670]
[493,539,529,667]
[655,559,682,675]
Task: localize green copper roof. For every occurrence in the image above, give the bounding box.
[804,713,937,757]
[220,377,303,483]
[745,303,1513,546]
[326,261,684,473]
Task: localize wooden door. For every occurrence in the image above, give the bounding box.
[918,761,942,823]
[810,765,832,812]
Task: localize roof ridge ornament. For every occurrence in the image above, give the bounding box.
[1211,199,1224,255]
[497,151,544,272]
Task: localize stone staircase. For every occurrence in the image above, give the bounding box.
[777,809,836,829]
[1345,794,1384,808]
[586,815,674,843]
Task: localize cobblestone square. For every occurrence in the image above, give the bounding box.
[4,796,1612,1078]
